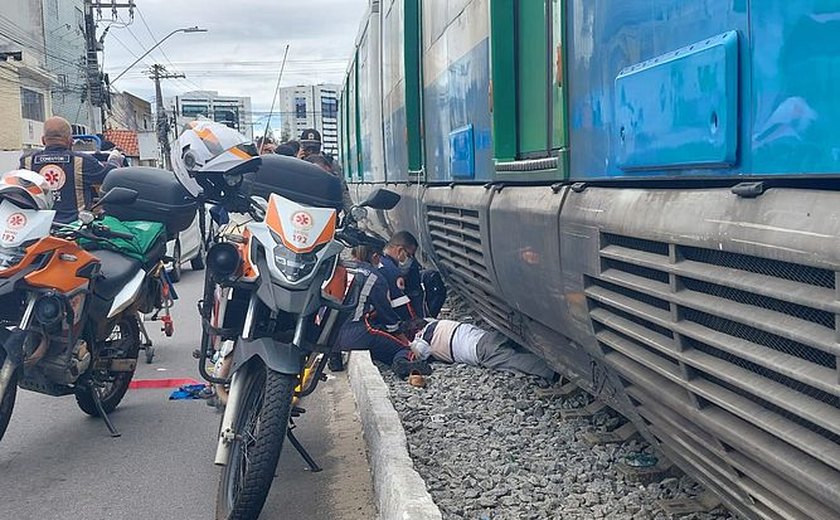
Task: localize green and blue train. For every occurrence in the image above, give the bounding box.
[339,2,840,518]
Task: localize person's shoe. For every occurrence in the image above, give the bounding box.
[408,370,427,388]
[391,358,432,379]
[327,352,345,372]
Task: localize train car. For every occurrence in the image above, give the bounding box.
[340,1,840,518]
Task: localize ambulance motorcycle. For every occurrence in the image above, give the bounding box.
[0,170,171,442]
[172,121,399,520]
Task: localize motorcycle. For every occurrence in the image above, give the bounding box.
[193,156,399,520]
[0,187,175,441]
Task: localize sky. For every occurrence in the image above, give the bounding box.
[101,0,368,133]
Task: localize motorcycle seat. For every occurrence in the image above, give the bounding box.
[93,250,143,301]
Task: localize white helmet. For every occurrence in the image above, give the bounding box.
[0,169,54,210]
[171,119,260,197]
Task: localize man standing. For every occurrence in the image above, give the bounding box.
[410,319,557,380]
[19,116,123,223]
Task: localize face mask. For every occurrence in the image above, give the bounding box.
[398,255,414,272]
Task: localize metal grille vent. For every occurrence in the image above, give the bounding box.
[587,232,840,517]
[426,204,516,334]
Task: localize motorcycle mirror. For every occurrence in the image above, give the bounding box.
[78,210,95,225]
[350,206,368,222]
[360,189,400,210]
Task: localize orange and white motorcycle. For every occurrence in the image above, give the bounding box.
[0,174,171,442]
[192,156,399,520]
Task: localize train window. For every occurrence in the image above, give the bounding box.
[490,0,567,167]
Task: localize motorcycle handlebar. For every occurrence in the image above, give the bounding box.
[336,227,384,250]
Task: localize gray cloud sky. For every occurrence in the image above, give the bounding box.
[103,0,368,129]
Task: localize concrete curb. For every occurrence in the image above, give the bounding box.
[348,351,443,520]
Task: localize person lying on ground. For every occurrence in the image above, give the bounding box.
[336,245,432,378]
[410,319,557,380]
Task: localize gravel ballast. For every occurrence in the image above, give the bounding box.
[378,361,739,520]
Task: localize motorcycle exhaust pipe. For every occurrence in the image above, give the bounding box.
[215,369,245,466]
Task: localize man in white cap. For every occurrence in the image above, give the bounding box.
[410,319,556,380]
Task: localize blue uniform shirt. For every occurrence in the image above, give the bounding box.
[346,261,403,333]
[20,144,118,223]
[379,254,415,320]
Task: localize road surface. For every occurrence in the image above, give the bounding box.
[0,270,376,520]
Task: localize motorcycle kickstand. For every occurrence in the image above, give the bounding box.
[287,423,321,472]
[91,387,121,438]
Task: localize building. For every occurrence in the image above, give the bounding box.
[42,0,97,134]
[170,90,253,139]
[106,91,157,166]
[110,91,153,133]
[0,0,57,154]
[278,84,339,157]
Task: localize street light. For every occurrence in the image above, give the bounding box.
[110,26,207,84]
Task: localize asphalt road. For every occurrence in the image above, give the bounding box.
[0,270,376,520]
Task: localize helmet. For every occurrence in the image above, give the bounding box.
[171,119,260,198]
[299,128,322,152]
[0,169,54,210]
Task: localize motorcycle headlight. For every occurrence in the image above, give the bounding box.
[273,243,319,283]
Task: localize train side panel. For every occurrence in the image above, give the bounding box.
[422,0,492,182]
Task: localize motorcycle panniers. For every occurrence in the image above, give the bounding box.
[101,167,198,235]
[244,154,344,210]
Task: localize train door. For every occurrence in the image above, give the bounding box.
[490,0,568,179]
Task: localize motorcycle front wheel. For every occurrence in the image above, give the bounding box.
[75,314,140,416]
[0,349,18,443]
[216,364,296,520]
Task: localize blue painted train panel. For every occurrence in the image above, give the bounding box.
[567,0,750,180]
[422,0,493,182]
[615,31,739,171]
[568,0,840,180]
[749,2,840,174]
[423,38,493,182]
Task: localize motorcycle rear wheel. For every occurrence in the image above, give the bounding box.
[215,364,296,520]
[0,349,17,443]
[75,315,140,416]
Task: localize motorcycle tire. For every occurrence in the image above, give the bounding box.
[0,349,18,443]
[75,315,140,416]
[215,365,296,520]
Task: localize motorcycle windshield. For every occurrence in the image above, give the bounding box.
[264,194,336,254]
[0,200,54,248]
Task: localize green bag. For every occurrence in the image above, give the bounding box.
[78,216,166,264]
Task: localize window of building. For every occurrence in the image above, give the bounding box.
[321,97,338,119]
[295,97,307,119]
[182,104,209,118]
[20,88,45,122]
[213,108,239,130]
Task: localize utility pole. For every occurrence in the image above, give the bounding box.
[149,64,184,170]
[83,0,135,133]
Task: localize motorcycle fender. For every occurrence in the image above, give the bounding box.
[229,337,303,376]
